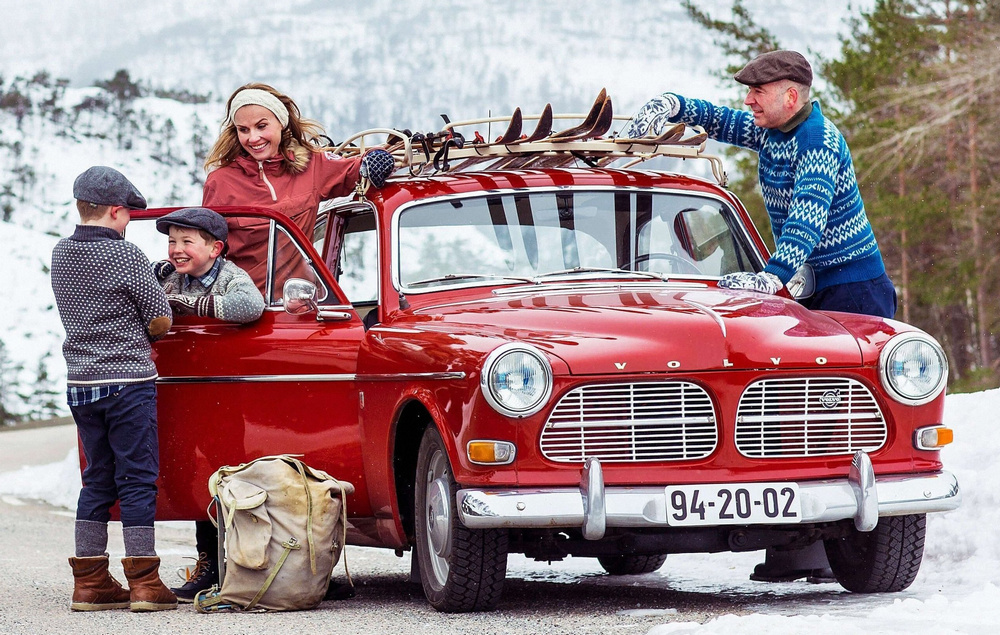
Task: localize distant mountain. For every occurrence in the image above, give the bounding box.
[0,0,871,422]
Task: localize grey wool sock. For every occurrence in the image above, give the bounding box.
[122,525,157,557]
[74,520,109,557]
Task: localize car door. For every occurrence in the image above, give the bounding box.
[126,208,370,520]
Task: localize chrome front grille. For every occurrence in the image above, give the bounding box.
[735,378,886,458]
[540,381,718,463]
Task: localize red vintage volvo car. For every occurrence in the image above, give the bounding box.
[126,105,959,612]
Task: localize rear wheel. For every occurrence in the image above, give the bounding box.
[598,553,668,575]
[414,426,509,612]
[824,513,926,593]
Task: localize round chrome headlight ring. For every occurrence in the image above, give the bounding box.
[480,343,553,418]
[879,332,948,406]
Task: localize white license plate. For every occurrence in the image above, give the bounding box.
[665,483,801,526]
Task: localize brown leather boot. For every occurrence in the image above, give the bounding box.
[121,556,178,612]
[68,555,131,611]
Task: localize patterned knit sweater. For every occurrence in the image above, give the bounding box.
[158,258,265,324]
[51,225,171,386]
[626,94,886,291]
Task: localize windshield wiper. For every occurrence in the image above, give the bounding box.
[532,267,666,281]
[407,273,536,288]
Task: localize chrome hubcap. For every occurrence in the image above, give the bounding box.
[423,450,452,583]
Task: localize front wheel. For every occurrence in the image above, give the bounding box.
[598,553,667,575]
[824,513,926,593]
[414,426,509,612]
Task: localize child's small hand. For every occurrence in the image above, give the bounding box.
[167,294,198,316]
[153,260,176,281]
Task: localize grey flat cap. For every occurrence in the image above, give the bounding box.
[734,50,813,87]
[156,207,228,242]
[72,166,147,209]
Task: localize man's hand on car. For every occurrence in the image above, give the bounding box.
[718,271,783,294]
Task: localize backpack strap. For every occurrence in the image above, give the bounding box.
[245,537,301,611]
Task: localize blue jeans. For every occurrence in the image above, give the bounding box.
[72,381,159,527]
[800,273,897,319]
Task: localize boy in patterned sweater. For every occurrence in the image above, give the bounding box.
[150,207,263,601]
[624,50,896,319]
[51,166,177,612]
[152,207,265,324]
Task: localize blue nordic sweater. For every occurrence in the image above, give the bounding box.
[626,94,886,291]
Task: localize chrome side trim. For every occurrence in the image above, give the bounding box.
[157,371,466,384]
[456,471,961,531]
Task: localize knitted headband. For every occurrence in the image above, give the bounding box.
[227,88,290,128]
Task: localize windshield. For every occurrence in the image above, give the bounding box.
[394,189,759,291]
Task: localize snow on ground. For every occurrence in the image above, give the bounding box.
[1,388,996,633]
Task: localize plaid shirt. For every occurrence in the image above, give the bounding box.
[67,384,124,407]
[181,257,222,292]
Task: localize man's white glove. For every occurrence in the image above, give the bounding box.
[718,271,783,295]
[622,93,681,138]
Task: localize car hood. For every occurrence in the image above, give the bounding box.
[409,284,865,374]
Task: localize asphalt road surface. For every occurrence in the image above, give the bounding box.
[1,424,840,634]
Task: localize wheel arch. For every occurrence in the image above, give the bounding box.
[392,398,435,542]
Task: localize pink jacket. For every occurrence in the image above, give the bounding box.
[203,150,362,294]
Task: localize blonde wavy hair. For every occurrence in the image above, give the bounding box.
[204,83,330,175]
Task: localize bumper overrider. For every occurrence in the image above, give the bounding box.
[456,451,961,539]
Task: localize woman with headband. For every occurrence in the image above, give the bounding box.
[170,84,391,603]
[201,82,393,289]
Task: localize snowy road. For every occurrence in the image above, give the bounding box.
[2,392,997,634]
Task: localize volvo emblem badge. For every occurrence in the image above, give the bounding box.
[820,389,842,409]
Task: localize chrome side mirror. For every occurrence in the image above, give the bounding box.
[786,264,816,300]
[283,278,319,315]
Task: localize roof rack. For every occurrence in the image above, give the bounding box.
[333,92,728,186]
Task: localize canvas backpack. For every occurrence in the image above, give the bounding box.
[194,454,354,612]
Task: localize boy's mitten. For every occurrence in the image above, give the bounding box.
[152,260,176,281]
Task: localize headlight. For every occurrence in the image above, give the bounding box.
[480,343,553,418]
[879,333,948,405]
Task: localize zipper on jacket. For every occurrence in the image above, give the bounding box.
[257,161,277,201]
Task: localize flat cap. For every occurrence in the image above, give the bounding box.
[734,50,812,87]
[156,207,228,242]
[73,166,147,209]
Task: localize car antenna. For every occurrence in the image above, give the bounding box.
[398,292,410,310]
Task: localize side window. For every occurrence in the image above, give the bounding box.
[268,223,331,306]
[331,210,378,305]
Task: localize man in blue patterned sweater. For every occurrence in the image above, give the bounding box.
[624,49,896,319]
[626,51,897,584]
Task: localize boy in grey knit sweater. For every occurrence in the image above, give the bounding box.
[152,207,265,324]
[151,207,264,601]
[52,166,177,612]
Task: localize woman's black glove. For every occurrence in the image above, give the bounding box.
[360,149,395,188]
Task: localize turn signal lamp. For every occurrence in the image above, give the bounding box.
[468,441,516,465]
[914,426,954,450]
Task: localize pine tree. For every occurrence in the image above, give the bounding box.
[0,339,24,427]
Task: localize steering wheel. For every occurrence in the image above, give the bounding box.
[627,252,702,275]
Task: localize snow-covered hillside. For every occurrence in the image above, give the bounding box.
[1,1,871,419]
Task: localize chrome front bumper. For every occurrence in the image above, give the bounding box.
[456,452,961,539]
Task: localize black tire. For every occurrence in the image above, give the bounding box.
[598,553,668,576]
[414,426,509,612]
[824,513,926,593]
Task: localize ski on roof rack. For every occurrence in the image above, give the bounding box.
[333,90,728,186]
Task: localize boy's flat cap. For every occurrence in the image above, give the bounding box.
[156,207,228,242]
[73,166,147,209]
[734,50,813,87]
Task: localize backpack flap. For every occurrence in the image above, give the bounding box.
[218,478,271,570]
